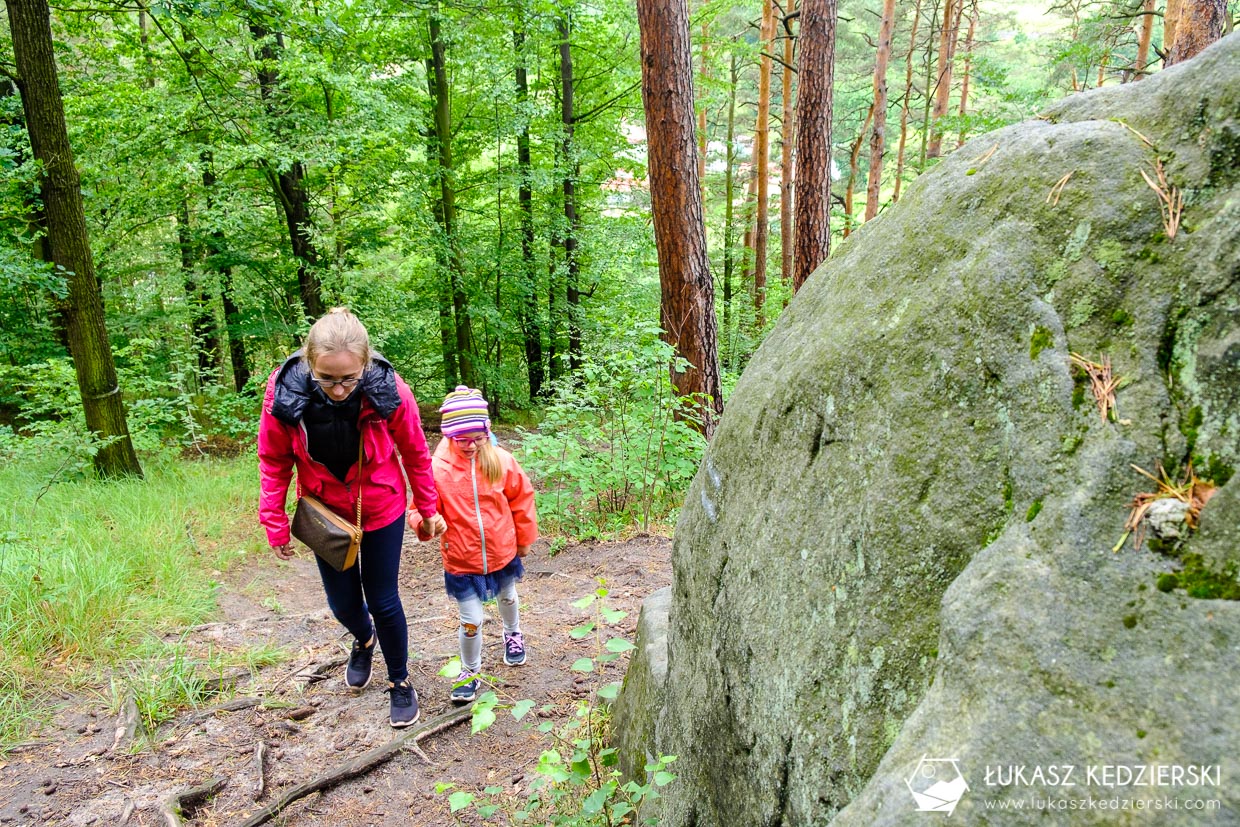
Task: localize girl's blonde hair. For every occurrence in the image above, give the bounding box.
[305,307,372,370]
[452,438,503,486]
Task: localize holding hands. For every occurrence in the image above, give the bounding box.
[409,510,448,541]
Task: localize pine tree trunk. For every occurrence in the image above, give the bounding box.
[865,0,898,222]
[927,0,961,158]
[843,103,874,237]
[918,0,940,170]
[893,0,923,203]
[779,0,797,295]
[636,0,724,435]
[558,17,583,376]
[791,0,838,292]
[740,164,758,295]
[1166,0,1225,65]
[753,0,776,327]
[1164,0,1181,63]
[955,0,977,148]
[7,0,143,478]
[514,26,544,400]
[698,22,709,194]
[1133,0,1155,80]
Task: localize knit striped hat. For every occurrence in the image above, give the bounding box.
[439,386,491,437]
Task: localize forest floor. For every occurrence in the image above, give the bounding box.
[0,524,672,826]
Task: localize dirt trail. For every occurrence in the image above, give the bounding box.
[0,533,672,826]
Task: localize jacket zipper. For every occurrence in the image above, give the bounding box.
[470,455,488,574]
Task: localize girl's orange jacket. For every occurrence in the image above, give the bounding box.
[415,439,539,577]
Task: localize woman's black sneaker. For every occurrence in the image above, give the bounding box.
[387,680,420,728]
[346,636,375,689]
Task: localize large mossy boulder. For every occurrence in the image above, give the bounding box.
[615,34,1240,826]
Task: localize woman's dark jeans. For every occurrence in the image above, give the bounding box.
[314,515,409,683]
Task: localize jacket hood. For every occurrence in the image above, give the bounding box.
[270,350,401,425]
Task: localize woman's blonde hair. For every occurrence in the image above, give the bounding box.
[305,307,372,370]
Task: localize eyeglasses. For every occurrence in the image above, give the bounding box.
[311,374,362,389]
[451,435,489,446]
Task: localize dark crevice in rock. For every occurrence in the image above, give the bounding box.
[808,412,840,464]
[770,734,793,827]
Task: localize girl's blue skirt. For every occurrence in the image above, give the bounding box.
[444,556,525,602]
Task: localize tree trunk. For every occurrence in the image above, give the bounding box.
[636,0,723,436]
[779,0,797,294]
[740,158,758,295]
[201,157,250,392]
[514,26,544,400]
[426,11,473,389]
[843,103,874,237]
[918,0,940,170]
[1164,0,1181,63]
[865,0,898,221]
[698,22,709,194]
[249,23,325,321]
[927,0,961,158]
[558,16,583,375]
[723,50,739,357]
[1166,0,1226,65]
[7,0,143,478]
[893,0,923,203]
[1133,0,1155,80]
[753,0,776,327]
[955,0,977,148]
[178,195,221,385]
[791,0,838,292]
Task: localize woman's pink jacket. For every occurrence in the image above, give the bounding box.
[257,357,439,548]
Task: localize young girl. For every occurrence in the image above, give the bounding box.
[410,386,538,702]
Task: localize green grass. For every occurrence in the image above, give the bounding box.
[0,452,276,747]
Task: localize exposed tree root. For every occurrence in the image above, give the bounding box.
[236,703,475,827]
[160,776,227,826]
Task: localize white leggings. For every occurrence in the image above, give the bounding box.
[457,579,520,673]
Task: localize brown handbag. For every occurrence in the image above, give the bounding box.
[291,441,364,572]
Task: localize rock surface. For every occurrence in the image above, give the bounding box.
[614,34,1240,826]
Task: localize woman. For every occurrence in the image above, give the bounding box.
[258,308,446,728]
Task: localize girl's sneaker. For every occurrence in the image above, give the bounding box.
[503,631,527,666]
[450,671,479,703]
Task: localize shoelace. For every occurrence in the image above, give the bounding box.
[388,682,413,706]
[505,633,524,654]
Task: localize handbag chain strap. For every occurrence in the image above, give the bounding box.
[353,437,364,533]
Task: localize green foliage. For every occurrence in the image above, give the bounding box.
[518,322,706,539]
[438,585,675,825]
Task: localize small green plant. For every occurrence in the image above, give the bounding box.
[518,323,706,540]
[437,586,676,824]
[568,582,634,700]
